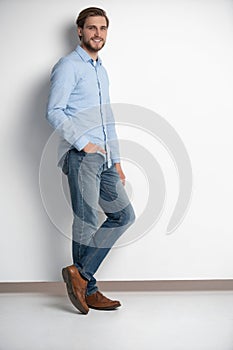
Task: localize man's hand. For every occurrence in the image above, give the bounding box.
[83,142,106,154]
[114,163,126,186]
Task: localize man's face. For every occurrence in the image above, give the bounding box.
[78,16,108,53]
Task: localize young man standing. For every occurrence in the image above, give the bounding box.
[46,7,135,314]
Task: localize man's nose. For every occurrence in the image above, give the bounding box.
[94,28,100,37]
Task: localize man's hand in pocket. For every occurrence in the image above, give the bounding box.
[83,142,106,154]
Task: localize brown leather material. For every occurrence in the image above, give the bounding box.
[62,265,89,314]
[86,291,121,310]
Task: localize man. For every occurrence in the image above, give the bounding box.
[46,7,135,314]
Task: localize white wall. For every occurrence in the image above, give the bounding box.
[1,0,233,281]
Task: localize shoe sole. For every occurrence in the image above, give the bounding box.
[87,304,121,311]
[62,268,89,314]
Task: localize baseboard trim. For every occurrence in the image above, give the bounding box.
[0,280,233,294]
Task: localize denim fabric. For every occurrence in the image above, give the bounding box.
[63,148,135,296]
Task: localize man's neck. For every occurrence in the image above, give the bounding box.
[80,44,98,61]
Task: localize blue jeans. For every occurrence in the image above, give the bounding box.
[62,148,135,296]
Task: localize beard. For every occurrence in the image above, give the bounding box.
[81,36,106,53]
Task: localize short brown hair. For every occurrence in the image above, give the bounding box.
[76,7,109,29]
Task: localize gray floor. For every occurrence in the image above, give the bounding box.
[1,291,233,350]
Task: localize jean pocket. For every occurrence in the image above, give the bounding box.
[62,151,70,175]
[84,150,106,158]
[96,150,106,158]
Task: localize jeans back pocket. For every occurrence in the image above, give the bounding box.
[62,150,70,175]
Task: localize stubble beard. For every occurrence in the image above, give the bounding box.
[81,37,106,53]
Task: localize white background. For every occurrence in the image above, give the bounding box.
[0,0,233,281]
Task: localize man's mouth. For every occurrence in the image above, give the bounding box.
[92,38,102,43]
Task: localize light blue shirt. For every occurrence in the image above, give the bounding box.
[46,45,120,168]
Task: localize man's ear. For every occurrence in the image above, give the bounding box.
[77,27,82,38]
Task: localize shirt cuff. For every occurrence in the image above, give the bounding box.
[112,158,121,164]
[74,135,89,151]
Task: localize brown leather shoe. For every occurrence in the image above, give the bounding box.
[86,291,121,310]
[62,265,89,314]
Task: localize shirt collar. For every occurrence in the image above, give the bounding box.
[75,45,102,65]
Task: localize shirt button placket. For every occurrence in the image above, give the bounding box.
[95,65,112,168]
